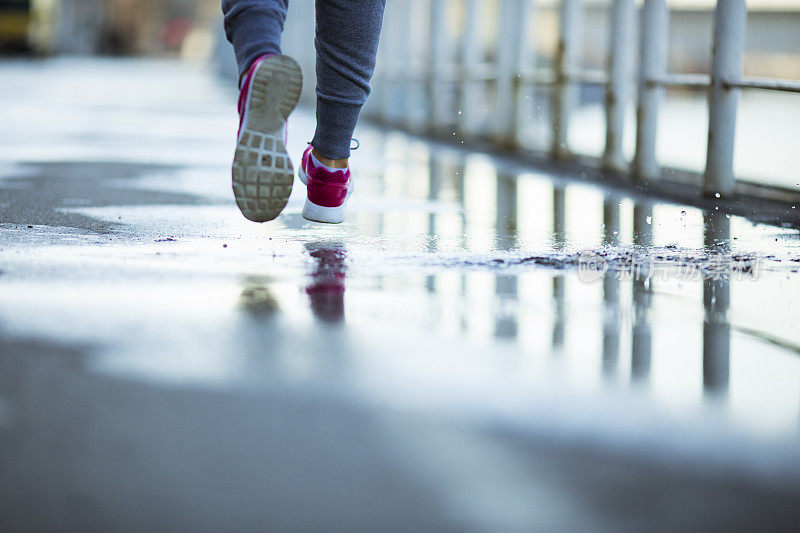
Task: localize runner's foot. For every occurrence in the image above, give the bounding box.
[298,145,353,224]
[232,54,302,222]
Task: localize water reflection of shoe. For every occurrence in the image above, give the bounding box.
[305,242,347,323]
[239,279,280,317]
[232,54,302,223]
[298,145,353,224]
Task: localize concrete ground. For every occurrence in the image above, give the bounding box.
[1,57,800,531]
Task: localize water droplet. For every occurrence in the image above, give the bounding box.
[715,193,721,198]
[715,206,719,210]
[646,216,652,224]
[725,214,730,219]
[457,110,462,115]
[680,210,686,216]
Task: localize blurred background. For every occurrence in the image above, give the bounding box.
[4,0,800,188]
[0,0,219,57]
[6,0,800,72]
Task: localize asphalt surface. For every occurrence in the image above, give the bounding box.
[1,57,800,531]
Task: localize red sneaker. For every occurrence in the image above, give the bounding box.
[298,145,353,224]
[232,54,302,222]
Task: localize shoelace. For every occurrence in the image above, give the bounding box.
[307,139,360,152]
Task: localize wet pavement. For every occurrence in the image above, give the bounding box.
[2,58,800,531]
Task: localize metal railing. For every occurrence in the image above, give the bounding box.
[283,0,800,207]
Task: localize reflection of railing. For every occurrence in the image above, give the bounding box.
[280,0,800,216]
[422,147,737,395]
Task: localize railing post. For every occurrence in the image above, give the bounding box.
[377,0,395,123]
[602,196,621,378]
[301,0,317,105]
[704,0,746,197]
[633,0,668,181]
[428,0,449,134]
[633,202,653,247]
[404,0,422,130]
[494,0,529,148]
[519,1,539,146]
[603,197,620,245]
[603,0,635,173]
[631,200,653,383]
[379,0,410,125]
[703,211,731,397]
[552,184,567,350]
[551,0,583,160]
[459,0,482,138]
[631,267,652,382]
[553,186,566,245]
[398,0,414,128]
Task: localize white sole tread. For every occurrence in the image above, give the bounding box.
[232,55,302,223]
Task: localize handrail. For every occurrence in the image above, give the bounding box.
[286,0,800,208]
[647,74,711,89]
[726,76,800,94]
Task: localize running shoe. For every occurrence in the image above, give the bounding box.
[232,54,302,222]
[298,145,353,224]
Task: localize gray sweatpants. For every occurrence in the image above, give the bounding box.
[221,0,386,159]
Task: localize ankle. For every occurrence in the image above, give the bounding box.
[312,148,348,169]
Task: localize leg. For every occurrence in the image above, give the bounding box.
[222,0,290,80]
[311,0,386,160]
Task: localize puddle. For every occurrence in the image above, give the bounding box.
[1,58,800,509]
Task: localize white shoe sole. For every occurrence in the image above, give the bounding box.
[298,164,354,224]
[232,55,302,223]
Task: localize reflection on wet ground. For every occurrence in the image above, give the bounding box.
[342,144,800,430]
[305,242,347,325]
[1,58,800,529]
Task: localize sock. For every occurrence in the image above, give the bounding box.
[311,152,347,173]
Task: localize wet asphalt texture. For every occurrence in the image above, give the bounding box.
[1,58,800,531]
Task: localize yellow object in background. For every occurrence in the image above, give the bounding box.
[0,1,31,47]
[0,0,55,53]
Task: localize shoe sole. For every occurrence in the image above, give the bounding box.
[298,165,353,224]
[302,200,347,224]
[232,55,303,223]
